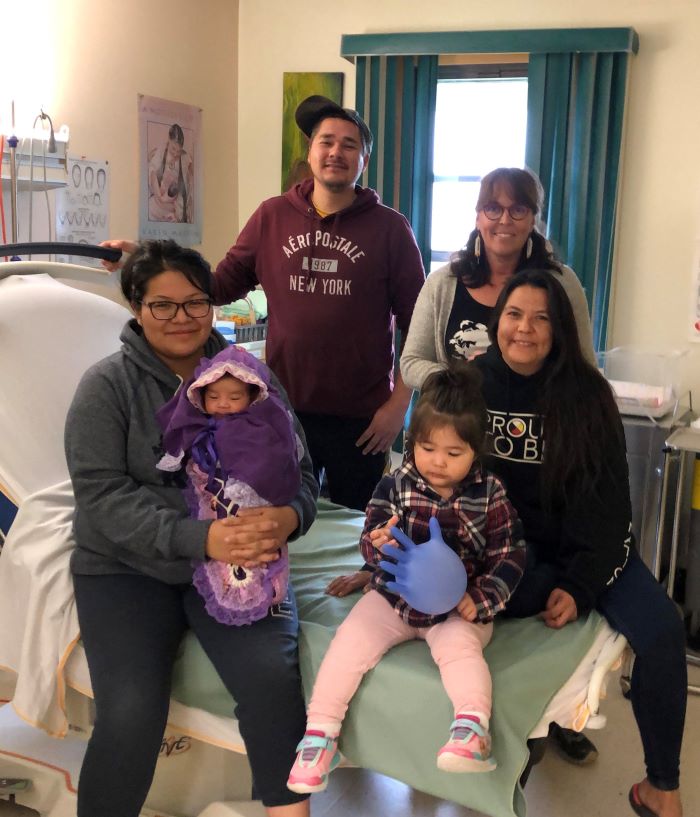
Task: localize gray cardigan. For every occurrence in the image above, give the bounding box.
[65,320,318,584]
[401,263,596,390]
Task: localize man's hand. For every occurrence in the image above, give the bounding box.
[355,399,406,454]
[99,239,138,272]
[541,588,578,629]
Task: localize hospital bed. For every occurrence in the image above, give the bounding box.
[0,254,628,817]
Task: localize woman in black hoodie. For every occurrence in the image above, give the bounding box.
[474,269,686,817]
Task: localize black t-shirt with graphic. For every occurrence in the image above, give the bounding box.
[444,281,493,362]
[473,344,633,614]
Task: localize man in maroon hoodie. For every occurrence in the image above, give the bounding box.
[103,97,425,511]
[212,96,425,511]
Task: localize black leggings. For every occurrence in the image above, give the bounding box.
[73,572,308,815]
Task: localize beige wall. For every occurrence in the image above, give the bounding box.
[237,0,700,398]
[2,0,239,264]
[3,1,699,395]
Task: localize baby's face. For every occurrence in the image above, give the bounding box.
[203,375,252,417]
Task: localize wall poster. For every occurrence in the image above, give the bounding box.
[138,94,202,244]
[55,157,109,266]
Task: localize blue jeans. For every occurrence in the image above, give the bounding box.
[506,548,687,790]
[73,572,308,816]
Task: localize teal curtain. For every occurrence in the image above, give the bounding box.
[354,55,438,448]
[354,54,438,272]
[343,31,638,336]
[526,51,630,351]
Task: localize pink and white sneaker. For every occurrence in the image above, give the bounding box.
[287,730,341,793]
[437,714,497,773]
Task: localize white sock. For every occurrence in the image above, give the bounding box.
[456,711,489,730]
[306,721,341,738]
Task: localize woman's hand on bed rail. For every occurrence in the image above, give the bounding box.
[206,506,299,567]
[326,570,371,597]
[99,239,138,272]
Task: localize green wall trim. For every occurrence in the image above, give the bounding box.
[341,28,639,58]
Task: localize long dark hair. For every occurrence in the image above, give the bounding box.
[406,364,489,463]
[451,167,561,288]
[488,269,623,502]
[158,123,189,223]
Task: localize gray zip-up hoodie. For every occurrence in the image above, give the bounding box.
[65,319,318,584]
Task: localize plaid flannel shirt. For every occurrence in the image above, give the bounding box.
[360,460,525,627]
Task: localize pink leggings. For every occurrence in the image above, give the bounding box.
[307,590,493,726]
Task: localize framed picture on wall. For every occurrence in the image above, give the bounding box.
[281,72,344,192]
[138,94,202,244]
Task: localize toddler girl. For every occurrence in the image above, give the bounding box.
[287,365,525,792]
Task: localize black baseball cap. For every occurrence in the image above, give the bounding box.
[295,95,373,155]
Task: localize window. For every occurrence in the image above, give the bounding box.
[430,65,528,270]
[343,28,638,347]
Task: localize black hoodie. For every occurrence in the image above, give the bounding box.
[473,345,632,614]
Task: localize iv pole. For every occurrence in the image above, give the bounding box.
[7,101,19,243]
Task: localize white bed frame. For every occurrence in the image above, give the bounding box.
[0,262,627,817]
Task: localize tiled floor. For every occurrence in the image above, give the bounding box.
[1,665,698,817]
[312,666,700,817]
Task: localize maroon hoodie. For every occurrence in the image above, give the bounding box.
[214,179,425,417]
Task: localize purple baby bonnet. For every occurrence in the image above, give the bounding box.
[185,344,271,412]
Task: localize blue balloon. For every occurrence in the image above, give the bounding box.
[378,517,468,615]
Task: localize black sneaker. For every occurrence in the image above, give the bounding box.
[548,723,599,765]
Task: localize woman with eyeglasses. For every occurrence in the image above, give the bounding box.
[400,167,599,765]
[401,167,595,392]
[64,240,318,817]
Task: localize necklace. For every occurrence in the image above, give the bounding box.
[312,188,357,217]
[312,199,331,218]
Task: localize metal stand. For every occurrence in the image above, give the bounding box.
[6,134,19,243]
[657,427,700,694]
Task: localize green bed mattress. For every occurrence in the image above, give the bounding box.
[171,501,605,817]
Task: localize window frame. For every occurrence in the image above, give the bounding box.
[431,61,529,266]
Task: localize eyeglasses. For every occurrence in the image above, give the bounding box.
[139,298,213,320]
[481,202,531,221]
